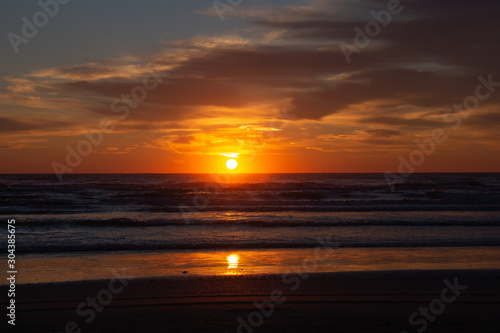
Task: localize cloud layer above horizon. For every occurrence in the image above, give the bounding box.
[1,0,499,173]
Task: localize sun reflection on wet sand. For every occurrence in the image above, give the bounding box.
[12,247,500,284]
[225,254,241,275]
[227,254,239,269]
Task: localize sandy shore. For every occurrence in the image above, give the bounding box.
[2,269,499,332]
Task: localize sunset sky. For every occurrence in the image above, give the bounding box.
[1,0,499,174]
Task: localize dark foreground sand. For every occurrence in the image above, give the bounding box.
[2,270,500,333]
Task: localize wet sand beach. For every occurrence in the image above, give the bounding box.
[4,269,499,333]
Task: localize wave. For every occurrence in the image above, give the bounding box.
[12,217,500,228]
[17,240,500,255]
[2,173,500,215]
[4,201,500,215]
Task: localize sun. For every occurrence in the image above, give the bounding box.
[226,158,238,170]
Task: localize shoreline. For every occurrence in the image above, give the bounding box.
[8,246,500,285]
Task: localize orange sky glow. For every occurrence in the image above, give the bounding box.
[1,1,499,174]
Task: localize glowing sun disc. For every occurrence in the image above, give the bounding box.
[226,159,238,170]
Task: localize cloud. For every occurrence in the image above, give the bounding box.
[364,129,401,137]
[28,58,168,81]
[358,115,444,128]
[255,0,500,73]
[0,116,72,133]
[2,0,499,164]
[195,3,330,21]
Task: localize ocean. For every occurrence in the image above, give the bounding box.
[2,173,500,283]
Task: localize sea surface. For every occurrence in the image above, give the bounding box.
[1,173,500,282]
